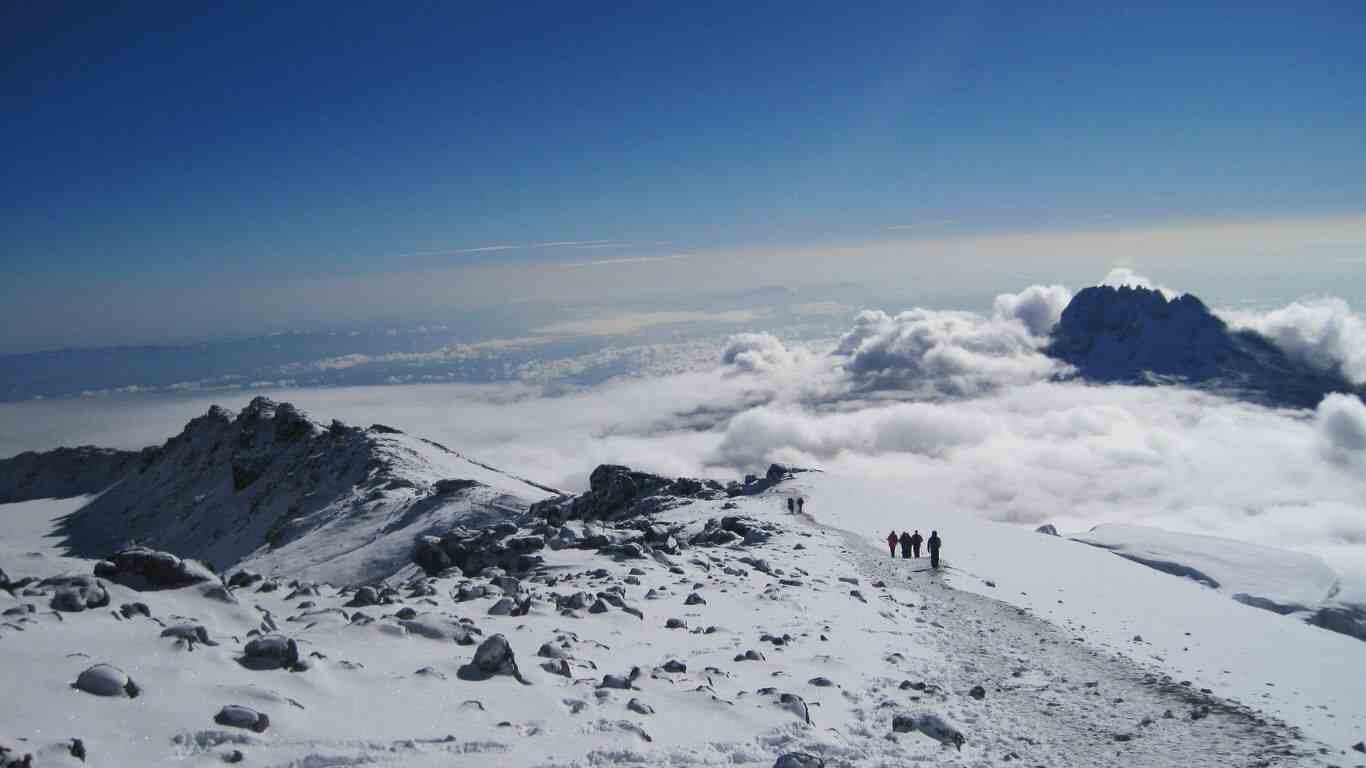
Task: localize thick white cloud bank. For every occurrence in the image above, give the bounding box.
[1220,298,1366,384]
[3,276,1365,588]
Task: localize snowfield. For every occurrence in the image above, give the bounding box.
[3,465,1364,766]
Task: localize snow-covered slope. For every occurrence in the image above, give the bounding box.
[3,467,1353,767]
[788,472,1366,750]
[1047,285,1364,408]
[6,397,560,584]
[1071,523,1366,641]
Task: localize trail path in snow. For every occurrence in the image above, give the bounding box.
[808,513,1333,767]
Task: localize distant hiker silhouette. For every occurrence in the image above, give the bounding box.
[886,530,898,558]
[796,497,805,514]
[898,531,912,559]
[909,530,923,559]
[787,498,795,514]
[928,531,942,569]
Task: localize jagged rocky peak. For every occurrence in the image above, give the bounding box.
[532,462,800,525]
[1047,285,1363,408]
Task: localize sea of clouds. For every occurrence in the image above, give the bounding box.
[3,271,1365,589]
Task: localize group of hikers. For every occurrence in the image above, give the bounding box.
[785,497,805,514]
[887,529,942,569]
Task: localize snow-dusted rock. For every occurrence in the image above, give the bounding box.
[214,705,270,733]
[43,575,109,612]
[892,712,965,750]
[94,547,217,591]
[73,664,140,698]
[460,634,525,682]
[240,634,301,671]
[774,754,824,768]
[160,623,217,647]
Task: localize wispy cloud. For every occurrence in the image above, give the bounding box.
[562,253,693,268]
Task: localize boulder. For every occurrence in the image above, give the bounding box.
[43,575,110,612]
[161,623,217,647]
[214,705,270,733]
[460,634,525,682]
[73,664,140,698]
[240,634,302,671]
[94,547,217,590]
[1034,524,1059,536]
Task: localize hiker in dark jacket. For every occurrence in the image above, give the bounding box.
[898,531,913,559]
[928,531,942,569]
[908,530,923,558]
[787,498,795,514]
[886,530,898,558]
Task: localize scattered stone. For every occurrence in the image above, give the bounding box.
[73,664,140,698]
[94,547,217,590]
[662,659,687,673]
[734,649,765,662]
[161,623,218,647]
[240,634,302,671]
[774,754,824,768]
[541,659,572,677]
[69,738,85,762]
[684,592,706,606]
[892,712,964,750]
[346,586,380,607]
[42,575,109,612]
[214,705,271,733]
[488,597,515,615]
[627,698,655,715]
[778,693,811,725]
[461,634,525,682]
[1034,524,1059,536]
[969,685,986,700]
[809,676,834,687]
[666,618,687,630]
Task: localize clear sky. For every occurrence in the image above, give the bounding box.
[2,1,1365,350]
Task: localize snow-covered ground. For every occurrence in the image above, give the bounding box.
[789,472,1366,751]
[4,469,1361,766]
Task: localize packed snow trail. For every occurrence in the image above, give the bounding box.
[808,512,1330,767]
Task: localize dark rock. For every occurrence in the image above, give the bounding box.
[1034,524,1059,536]
[460,634,525,681]
[69,738,85,762]
[627,698,654,715]
[662,659,687,673]
[774,754,824,768]
[118,602,150,619]
[45,575,110,612]
[240,634,302,671]
[94,547,217,591]
[215,705,271,733]
[685,592,707,606]
[161,623,218,647]
[73,664,140,698]
[969,685,986,700]
[809,676,834,687]
[227,570,264,589]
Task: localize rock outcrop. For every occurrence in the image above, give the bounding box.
[1047,286,1364,408]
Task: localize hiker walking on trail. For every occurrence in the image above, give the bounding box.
[787,498,795,514]
[908,530,923,559]
[796,497,805,514]
[886,530,898,558]
[898,531,913,559]
[928,531,942,569]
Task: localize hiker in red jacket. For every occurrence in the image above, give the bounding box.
[886,530,898,558]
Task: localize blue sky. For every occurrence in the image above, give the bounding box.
[2,1,1364,349]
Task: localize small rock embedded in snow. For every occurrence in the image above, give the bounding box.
[240,634,302,671]
[774,754,824,768]
[778,693,811,725]
[892,712,965,751]
[809,676,834,687]
[74,663,140,698]
[666,618,687,629]
[1351,740,1365,753]
[463,634,524,681]
[1035,524,1060,536]
[969,685,986,700]
[541,659,571,677]
[684,592,706,606]
[214,705,271,733]
[488,597,515,615]
[627,698,654,715]
[662,659,686,673]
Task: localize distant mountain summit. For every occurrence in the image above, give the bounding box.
[0,397,559,584]
[1046,285,1363,408]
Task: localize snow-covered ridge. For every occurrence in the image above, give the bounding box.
[0,397,560,584]
[1047,285,1365,408]
[1072,524,1366,641]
